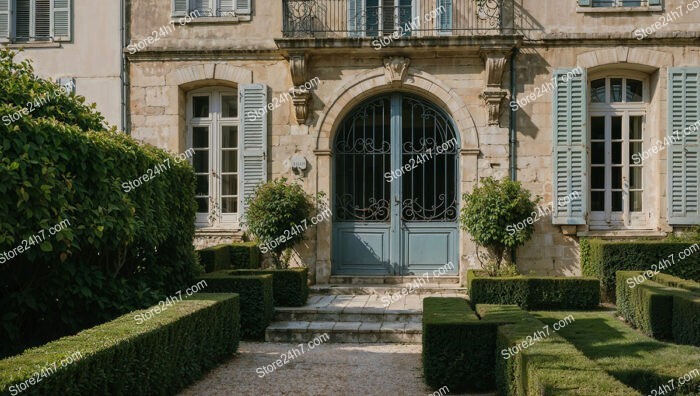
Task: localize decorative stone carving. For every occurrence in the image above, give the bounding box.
[289,52,308,86]
[480,90,508,126]
[383,56,411,86]
[289,52,311,124]
[292,89,311,124]
[480,48,511,126]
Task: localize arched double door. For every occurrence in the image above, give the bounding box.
[332,93,459,276]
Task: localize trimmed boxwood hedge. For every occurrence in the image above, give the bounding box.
[616,272,675,340]
[198,242,262,273]
[199,244,231,273]
[230,242,262,269]
[494,311,638,395]
[196,272,273,339]
[581,239,700,302]
[467,271,600,310]
[617,271,700,345]
[673,294,700,346]
[422,297,499,392]
[0,294,239,396]
[652,273,700,294]
[230,268,308,307]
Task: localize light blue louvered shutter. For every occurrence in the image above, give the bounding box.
[348,0,361,37]
[438,0,452,34]
[220,0,234,15]
[578,0,591,6]
[238,84,268,221]
[172,0,189,17]
[52,0,70,40]
[648,0,661,5]
[0,0,10,39]
[234,0,250,15]
[16,0,29,39]
[552,68,588,225]
[667,68,700,225]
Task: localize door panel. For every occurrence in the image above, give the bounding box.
[333,224,391,275]
[402,223,457,275]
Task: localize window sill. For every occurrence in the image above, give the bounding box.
[173,15,250,25]
[577,229,667,239]
[577,5,663,13]
[3,41,62,48]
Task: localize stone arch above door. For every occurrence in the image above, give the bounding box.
[314,65,480,152]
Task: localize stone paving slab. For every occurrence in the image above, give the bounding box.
[179,342,493,396]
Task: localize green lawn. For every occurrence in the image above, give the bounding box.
[533,310,700,395]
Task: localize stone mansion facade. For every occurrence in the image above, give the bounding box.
[9,0,696,284]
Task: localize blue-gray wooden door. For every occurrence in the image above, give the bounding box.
[332,93,459,276]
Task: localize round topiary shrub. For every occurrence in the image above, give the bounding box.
[460,177,540,276]
[244,178,325,268]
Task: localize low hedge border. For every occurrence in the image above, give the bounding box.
[581,239,700,302]
[617,271,700,345]
[672,293,700,346]
[422,297,498,392]
[198,244,231,273]
[196,272,273,339]
[617,272,675,340]
[0,294,239,396]
[230,268,308,307]
[494,311,638,395]
[467,270,600,310]
[229,242,262,269]
[198,243,263,273]
[652,273,700,294]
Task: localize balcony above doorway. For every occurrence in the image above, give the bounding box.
[277,0,521,53]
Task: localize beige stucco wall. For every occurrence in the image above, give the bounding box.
[9,0,124,130]
[128,0,700,282]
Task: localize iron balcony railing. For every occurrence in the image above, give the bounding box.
[282,0,513,38]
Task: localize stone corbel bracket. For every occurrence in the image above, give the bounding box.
[479,48,511,126]
[289,52,311,124]
[383,56,411,87]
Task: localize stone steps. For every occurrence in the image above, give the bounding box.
[328,276,461,285]
[310,283,467,296]
[265,293,468,344]
[274,306,422,323]
[265,320,423,343]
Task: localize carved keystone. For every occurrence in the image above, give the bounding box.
[383,56,411,87]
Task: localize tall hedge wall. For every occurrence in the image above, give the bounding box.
[0,50,200,357]
[0,294,239,395]
[581,239,700,302]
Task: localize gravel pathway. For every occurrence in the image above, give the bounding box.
[180,342,491,396]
